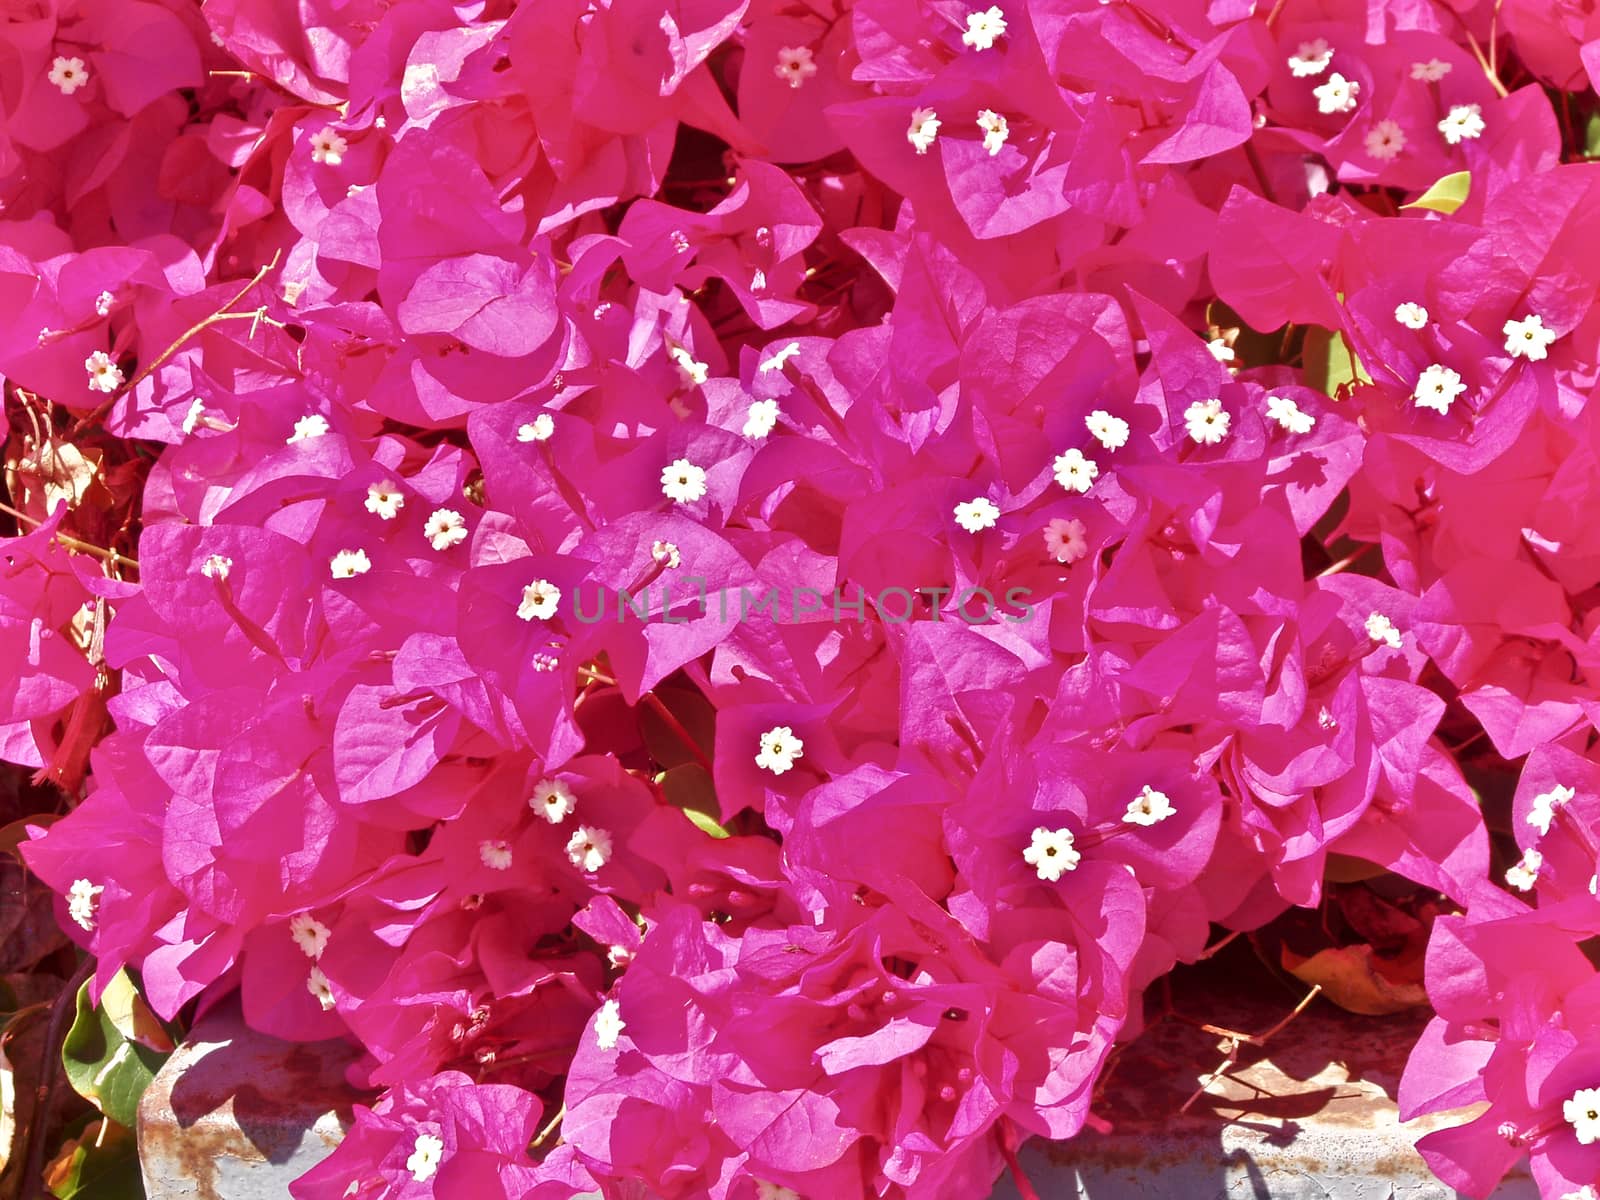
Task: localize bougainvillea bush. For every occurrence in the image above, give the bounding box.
[11,0,1600,1195]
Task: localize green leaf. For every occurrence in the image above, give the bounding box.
[683,807,731,839]
[98,972,175,1054]
[1400,170,1471,214]
[1303,326,1371,398]
[61,973,171,1130]
[660,764,728,836]
[44,1118,143,1200]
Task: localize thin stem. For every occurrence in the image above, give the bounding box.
[1179,1047,1238,1113]
[1317,541,1378,578]
[1178,985,1321,1114]
[531,1103,566,1150]
[997,1120,1041,1200]
[1453,13,1510,98]
[70,252,282,433]
[1199,929,1243,960]
[642,692,712,772]
[0,501,138,571]
[21,957,95,1200]
[1256,984,1322,1044]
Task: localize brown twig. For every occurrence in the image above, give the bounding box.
[1178,985,1323,1114]
[1317,542,1378,578]
[20,956,95,1200]
[70,252,282,434]
[0,500,139,572]
[641,692,712,773]
[530,1103,565,1150]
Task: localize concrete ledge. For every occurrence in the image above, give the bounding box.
[138,989,1536,1199]
[136,999,362,1200]
[991,981,1537,1200]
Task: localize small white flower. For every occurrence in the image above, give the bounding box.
[364,481,404,520]
[530,778,578,824]
[756,725,805,775]
[329,549,372,579]
[1312,72,1359,115]
[1438,104,1484,145]
[516,413,555,442]
[774,45,818,88]
[1503,313,1558,362]
[907,107,942,154]
[517,579,561,621]
[287,413,331,443]
[755,1183,802,1200]
[1410,58,1452,82]
[423,508,468,550]
[1566,1088,1600,1146]
[181,398,207,435]
[288,913,331,960]
[306,966,336,1011]
[744,398,781,439]
[1527,783,1576,838]
[954,496,1000,532]
[94,289,114,317]
[200,553,233,581]
[1561,1186,1599,1200]
[1044,517,1089,565]
[1365,611,1402,649]
[531,652,559,672]
[594,998,626,1050]
[1317,705,1339,730]
[976,108,1009,156]
[1505,847,1543,892]
[1023,826,1080,882]
[962,5,1007,50]
[651,540,681,568]
[1124,785,1176,827]
[309,127,348,165]
[759,342,801,373]
[1287,38,1333,77]
[48,55,89,95]
[1413,363,1466,414]
[67,879,103,932]
[479,839,513,870]
[1183,397,1231,445]
[1266,394,1316,434]
[1364,118,1407,161]
[669,344,709,387]
[1394,301,1429,330]
[662,458,708,504]
[1052,447,1099,493]
[1085,410,1129,451]
[406,1133,445,1183]
[84,351,122,394]
[1207,337,1236,364]
[566,825,614,872]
